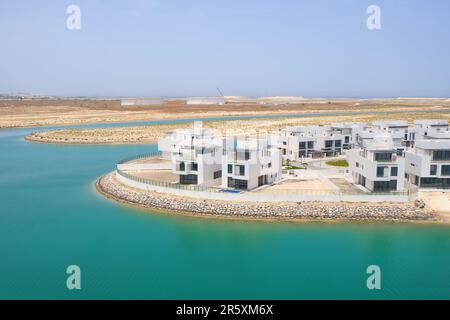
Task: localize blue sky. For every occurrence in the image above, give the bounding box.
[1,0,449,97]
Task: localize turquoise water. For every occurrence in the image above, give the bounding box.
[1,125,450,299]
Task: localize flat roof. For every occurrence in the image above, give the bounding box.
[415,139,450,150]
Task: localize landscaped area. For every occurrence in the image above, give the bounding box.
[325,159,349,167]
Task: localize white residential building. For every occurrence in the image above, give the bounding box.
[372,120,409,147]
[222,136,282,190]
[407,119,449,147]
[330,122,368,149]
[158,125,223,186]
[405,131,450,189]
[347,136,405,192]
[279,125,344,161]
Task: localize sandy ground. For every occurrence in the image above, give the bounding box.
[262,178,331,191]
[25,111,450,145]
[127,170,178,182]
[3,98,450,128]
[419,191,450,222]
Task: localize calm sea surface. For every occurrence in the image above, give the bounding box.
[0,118,449,299]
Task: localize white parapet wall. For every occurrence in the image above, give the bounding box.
[115,171,412,203]
[117,162,172,171]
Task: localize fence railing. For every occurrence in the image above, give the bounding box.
[117,151,162,164]
[117,169,218,192]
[116,153,417,199]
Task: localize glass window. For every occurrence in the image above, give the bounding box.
[345,136,350,143]
[377,167,385,177]
[335,140,341,148]
[375,153,392,162]
[391,167,398,177]
[227,164,233,174]
[442,165,450,176]
[433,150,450,161]
[228,178,248,190]
[325,140,333,148]
[299,142,306,150]
[307,141,314,149]
[235,165,245,176]
[430,165,437,176]
[180,174,198,185]
[190,162,198,171]
[213,170,222,179]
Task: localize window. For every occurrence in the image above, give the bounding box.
[389,180,397,190]
[374,181,390,192]
[235,165,245,176]
[213,170,222,179]
[227,164,233,174]
[299,142,306,150]
[391,167,398,177]
[299,151,307,157]
[178,161,185,171]
[228,178,248,190]
[180,174,198,185]
[433,150,450,161]
[282,149,286,155]
[375,152,392,162]
[335,140,341,148]
[283,141,287,145]
[442,165,450,176]
[430,165,437,176]
[245,150,250,160]
[325,140,333,149]
[190,162,198,171]
[356,162,359,168]
[377,167,385,178]
[307,141,314,149]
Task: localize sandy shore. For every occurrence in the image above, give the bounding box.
[26,111,450,145]
[95,172,441,223]
[3,98,450,129]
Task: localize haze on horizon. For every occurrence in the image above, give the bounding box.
[1,0,450,98]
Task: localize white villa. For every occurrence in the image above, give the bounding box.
[222,135,282,190]
[280,125,346,161]
[372,120,409,147]
[405,130,450,189]
[154,119,450,193]
[407,119,449,147]
[158,126,223,186]
[346,136,405,192]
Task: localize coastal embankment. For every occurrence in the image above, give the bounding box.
[96,172,437,223]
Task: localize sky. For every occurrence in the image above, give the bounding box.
[1,0,450,98]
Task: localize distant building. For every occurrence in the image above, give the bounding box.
[186,97,226,105]
[121,98,163,106]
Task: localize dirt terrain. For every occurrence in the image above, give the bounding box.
[2,98,450,128]
[25,110,450,145]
